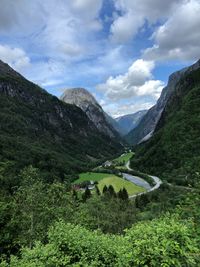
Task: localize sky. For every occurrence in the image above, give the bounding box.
[0,0,200,117]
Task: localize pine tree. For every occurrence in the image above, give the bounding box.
[95,185,100,196]
[117,189,123,199]
[82,187,91,202]
[102,185,108,194]
[122,188,129,200]
[108,185,116,197]
[72,189,78,201]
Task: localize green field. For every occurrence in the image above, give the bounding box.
[73,172,117,184]
[98,176,145,195]
[113,152,134,165]
[73,171,145,196]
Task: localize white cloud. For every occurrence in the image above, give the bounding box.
[96,59,164,100]
[0,0,104,61]
[0,44,30,70]
[71,0,103,20]
[143,0,200,61]
[102,101,154,118]
[110,0,182,43]
[110,11,143,43]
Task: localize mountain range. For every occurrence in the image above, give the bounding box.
[0,60,123,181]
[61,87,147,137]
[115,110,147,136]
[1,58,200,187]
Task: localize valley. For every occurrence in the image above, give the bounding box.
[72,151,163,199]
[0,59,200,266]
[73,153,147,197]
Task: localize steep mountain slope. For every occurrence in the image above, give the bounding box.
[0,60,122,181]
[116,110,147,135]
[126,61,200,145]
[103,112,124,136]
[60,88,121,138]
[131,60,200,186]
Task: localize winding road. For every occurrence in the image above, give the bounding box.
[123,160,162,198]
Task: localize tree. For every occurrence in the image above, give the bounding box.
[72,189,78,200]
[13,166,46,248]
[95,185,100,196]
[108,185,116,197]
[82,187,91,202]
[4,217,199,267]
[118,188,128,201]
[102,185,108,194]
[117,189,123,199]
[122,188,129,200]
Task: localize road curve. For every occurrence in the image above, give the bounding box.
[124,160,162,198]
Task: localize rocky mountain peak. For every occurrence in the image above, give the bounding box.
[61,88,100,109]
[60,88,120,138]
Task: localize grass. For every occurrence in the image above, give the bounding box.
[98,176,145,196]
[73,171,145,196]
[73,172,117,184]
[113,152,134,165]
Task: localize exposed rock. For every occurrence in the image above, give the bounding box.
[115,110,147,136]
[60,88,120,138]
[0,60,123,177]
[126,59,200,145]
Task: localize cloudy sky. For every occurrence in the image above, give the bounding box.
[0,0,199,117]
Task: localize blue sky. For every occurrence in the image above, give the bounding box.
[0,0,199,117]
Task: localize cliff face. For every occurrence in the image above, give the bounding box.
[60,88,121,138]
[131,60,200,186]
[126,60,200,145]
[116,110,147,136]
[0,60,122,178]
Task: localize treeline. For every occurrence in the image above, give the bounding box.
[1,216,199,266]
[1,166,200,266]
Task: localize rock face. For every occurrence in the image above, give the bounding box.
[131,59,200,186]
[60,88,120,138]
[0,60,122,177]
[115,110,147,136]
[126,59,200,145]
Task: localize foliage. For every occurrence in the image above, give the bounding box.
[0,72,122,182]
[82,187,92,202]
[131,69,200,186]
[2,215,199,267]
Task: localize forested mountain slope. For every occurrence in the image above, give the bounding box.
[0,60,122,182]
[126,60,200,145]
[131,62,200,186]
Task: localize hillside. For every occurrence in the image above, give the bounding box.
[0,60,122,182]
[60,88,121,138]
[131,61,200,186]
[116,110,147,135]
[126,60,200,145]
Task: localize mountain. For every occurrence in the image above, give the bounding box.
[115,110,147,136]
[131,59,200,186]
[0,60,122,181]
[126,61,200,145]
[60,88,121,138]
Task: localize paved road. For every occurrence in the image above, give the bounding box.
[124,160,162,198]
